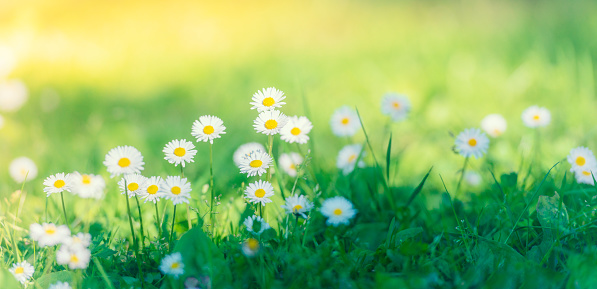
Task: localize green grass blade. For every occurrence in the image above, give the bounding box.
[386,133,392,182]
[405,167,432,207]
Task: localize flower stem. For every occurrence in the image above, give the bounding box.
[60,192,70,229]
[124,183,144,288]
[135,196,146,256]
[155,202,162,239]
[266,135,274,182]
[455,157,469,198]
[209,142,215,237]
[169,204,177,246]
[181,166,192,230]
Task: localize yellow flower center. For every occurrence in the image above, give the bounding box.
[262,97,275,107]
[341,118,350,125]
[293,204,303,212]
[203,125,215,135]
[174,147,186,157]
[73,237,81,243]
[118,157,131,168]
[54,179,66,188]
[333,209,343,215]
[290,164,296,170]
[171,186,181,195]
[70,255,79,263]
[45,227,56,235]
[493,129,502,136]
[290,127,301,135]
[348,154,357,162]
[576,156,586,166]
[147,185,158,195]
[82,175,92,185]
[250,160,263,168]
[254,189,266,198]
[582,171,591,176]
[468,138,477,147]
[265,119,278,130]
[171,262,180,269]
[533,115,540,120]
[392,102,400,109]
[15,267,24,274]
[247,238,259,250]
[128,183,139,191]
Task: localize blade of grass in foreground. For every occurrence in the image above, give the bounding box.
[405,167,433,207]
[386,133,392,182]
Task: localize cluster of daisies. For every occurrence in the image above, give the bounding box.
[567,147,597,185]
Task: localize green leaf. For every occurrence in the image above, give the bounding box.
[394,227,423,244]
[35,271,75,288]
[0,267,21,289]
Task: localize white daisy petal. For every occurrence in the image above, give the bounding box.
[103,146,145,178]
[336,144,366,175]
[29,223,71,247]
[250,87,286,112]
[381,93,411,122]
[160,252,185,279]
[56,245,91,270]
[320,196,357,226]
[243,215,271,235]
[454,128,489,159]
[521,105,551,128]
[191,115,226,144]
[0,79,28,112]
[70,172,105,199]
[480,114,507,137]
[242,238,260,257]
[574,166,597,185]
[138,176,166,203]
[244,180,275,206]
[567,146,597,173]
[278,152,304,177]
[9,157,38,183]
[118,174,148,198]
[280,116,313,144]
[43,173,73,197]
[253,110,288,135]
[49,281,72,289]
[330,106,360,137]
[239,150,273,177]
[9,261,34,284]
[233,142,266,168]
[163,139,197,167]
[281,194,314,219]
[159,176,192,205]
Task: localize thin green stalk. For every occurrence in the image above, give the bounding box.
[155,202,162,239]
[134,196,146,255]
[60,192,70,229]
[266,134,274,182]
[124,182,144,288]
[170,205,177,246]
[455,157,469,198]
[209,142,215,237]
[181,166,192,230]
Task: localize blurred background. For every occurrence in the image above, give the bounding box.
[1,0,597,212]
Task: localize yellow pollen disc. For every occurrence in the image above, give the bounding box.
[262,97,275,107]
[290,164,296,170]
[582,171,591,176]
[468,138,477,147]
[171,186,181,195]
[15,267,24,274]
[70,255,79,263]
[203,125,215,135]
[264,119,278,130]
[248,238,259,250]
[576,157,586,166]
[73,237,81,243]
[333,209,343,216]
[54,179,66,188]
[118,157,131,168]
[255,189,266,198]
[174,147,186,157]
[293,204,303,212]
[348,154,357,162]
[290,127,301,135]
[493,129,502,136]
[128,183,139,191]
[171,262,180,269]
[533,115,540,120]
[392,102,400,109]
[20,169,27,176]
[341,118,350,125]
[82,175,92,185]
[250,160,263,168]
[147,185,158,195]
[45,228,56,235]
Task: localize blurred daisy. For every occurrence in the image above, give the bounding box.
[0,46,17,78]
[118,174,148,198]
[233,142,266,168]
[575,166,596,185]
[464,171,482,187]
[454,128,489,158]
[244,180,274,206]
[243,215,271,235]
[330,106,360,137]
[0,79,28,112]
[480,114,507,137]
[163,139,197,167]
[139,176,165,203]
[103,146,145,178]
[63,232,92,249]
[280,116,313,144]
[567,147,596,172]
[9,261,34,284]
[30,223,71,247]
[320,196,357,226]
[159,252,185,279]
[281,194,314,218]
[160,176,192,205]
[239,150,273,177]
[336,144,366,175]
[49,281,72,289]
[191,115,226,144]
[254,110,288,135]
[250,87,286,112]
[9,156,38,183]
[381,93,411,122]
[70,172,105,199]
[278,152,304,177]
[56,245,91,269]
[242,238,260,257]
[43,173,73,197]
[521,105,551,128]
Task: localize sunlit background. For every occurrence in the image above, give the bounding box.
[1,0,597,226]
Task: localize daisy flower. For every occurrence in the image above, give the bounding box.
[0,79,28,112]
[243,215,271,235]
[49,281,72,289]
[280,116,313,144]
[138,176,165,203]
[521,105,551,128]
[63,232,92,249]
[159,252,185,279]
[56,245,91,269]
[254,110,288,135]
[567,147,596,173]
[250,87,286,112]
[464,171,482,187]
[239,150,273,177]
[9,156,37,183]
[233,142,266,168]
[480,114,507,137]
[242,238,260,257]
[281,194,314,218]
[163,139,197,167]
[159,176,192,205]
[103,146,145,178]
[320,196,357,226]
[244,180,275,206]
[278,152,304,177]
[454,128,490,158]
[575,166,596,185]
[336,144,366,175]
[70,172,105,199]
[380,93,411,122]
[118,174,148,198]
[191,115,226,144]
[9,261,34,284]
[30,223,71,247]
[43,173,73,197]
[330,106,360,137]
